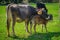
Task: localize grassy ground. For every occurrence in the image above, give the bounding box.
[0,3,60,40]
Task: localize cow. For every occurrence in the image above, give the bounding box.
[6,3,37,37]
[30,14,53,33]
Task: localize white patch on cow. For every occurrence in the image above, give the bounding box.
[11,4,17,7]
[46,16,50,20]
[19,4,29,8]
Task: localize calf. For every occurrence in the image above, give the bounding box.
[30,14,53,33]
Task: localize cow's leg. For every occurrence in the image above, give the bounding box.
[30,21,32,33]
[34,23,36,33]
[25,19,29,33]
[12,16,16,36]
[7,19,10,37]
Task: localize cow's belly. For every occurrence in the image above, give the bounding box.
[16,17,23,23]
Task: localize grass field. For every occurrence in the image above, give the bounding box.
[0,3,60,40]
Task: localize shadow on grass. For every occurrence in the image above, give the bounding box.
[9,32,60,40]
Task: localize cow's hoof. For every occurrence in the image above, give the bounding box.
[34,31,36,33]
[8,35,10,37]
[13,34,16,36]
[7,34,10,37]
[26,30,30,33]
[13,35,17,38]
[29,32,32,34]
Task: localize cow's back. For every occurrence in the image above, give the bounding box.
[7,4,37,22]
[18,5,37,20]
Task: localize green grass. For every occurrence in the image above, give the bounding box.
[0,3,60,40]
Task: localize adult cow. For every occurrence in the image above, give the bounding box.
[7,3,37,36]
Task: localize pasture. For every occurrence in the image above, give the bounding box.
[0,3,60,40]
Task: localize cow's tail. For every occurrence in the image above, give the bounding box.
[6,4,12,36]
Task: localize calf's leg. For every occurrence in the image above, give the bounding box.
[42,24,44,32]
[44,24,47,32]
[34,23,36,33]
